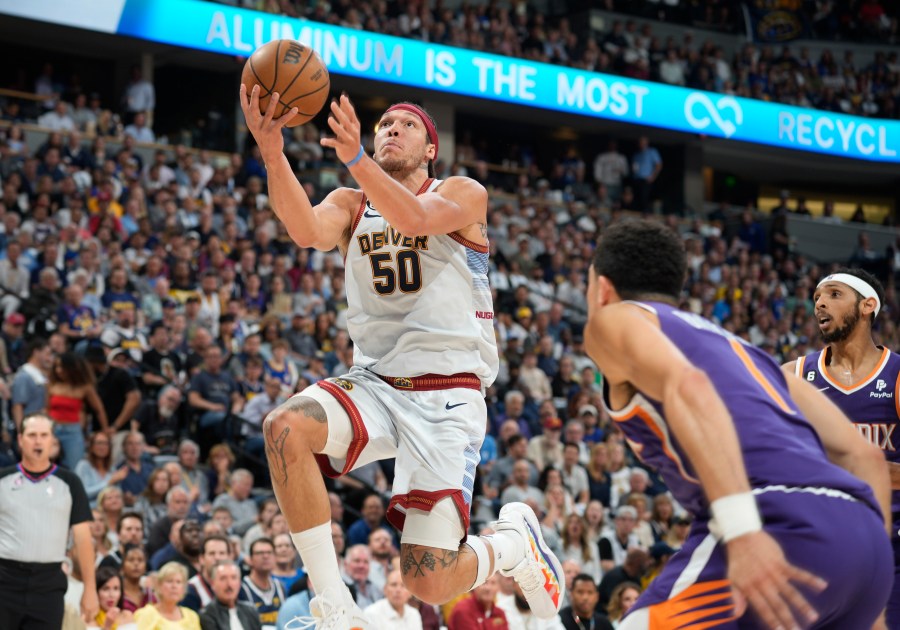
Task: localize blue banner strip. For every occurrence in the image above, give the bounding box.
[112,0,900,162]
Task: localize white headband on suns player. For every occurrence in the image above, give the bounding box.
[816,273,881,317]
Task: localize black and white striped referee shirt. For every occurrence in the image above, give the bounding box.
[0,464,91,563]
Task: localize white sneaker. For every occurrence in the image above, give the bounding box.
[287,586,373,629]
[494,502,564,619]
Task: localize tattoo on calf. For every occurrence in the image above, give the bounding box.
[479,223,488,239]
[264,419,290,487]
[401,545,460,577]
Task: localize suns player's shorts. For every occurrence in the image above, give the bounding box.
[300,366,485,546]
[620,487,891,629]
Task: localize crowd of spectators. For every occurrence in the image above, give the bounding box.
[0,102,899,626]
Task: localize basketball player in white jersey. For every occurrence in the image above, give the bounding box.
[239,85,563,628]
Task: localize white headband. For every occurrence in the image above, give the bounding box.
[817,273,881,317]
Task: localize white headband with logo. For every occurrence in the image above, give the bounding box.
[817,273,881,317]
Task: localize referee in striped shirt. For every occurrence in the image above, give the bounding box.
[0,415,98,628]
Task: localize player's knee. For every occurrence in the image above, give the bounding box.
[262,397,328,452]
[402,570,454,605]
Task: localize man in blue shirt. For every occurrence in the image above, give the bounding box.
[346,494,393,548]
[631,136,662,213]
[115,431,154,505]
[188,345,244,451]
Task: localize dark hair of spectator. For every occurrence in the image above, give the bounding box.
[505,433,526,449]
[50,351,96,388]
[592,219,686,302]
[829,267,885,325]
[24,337,48,359]
[86,431,112,471]
[537,464,563,492]
[564,441,581,452]
[95,566,125,609]
[571,573,597,592]
[202,534,231,555]
[117,511,144,533]
[122,543,145,560]
[250,536,275,556]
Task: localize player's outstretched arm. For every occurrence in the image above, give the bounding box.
[783,373,891,533]
[322,94,487,237]
[239,84,353,251]
[585,303,824,630]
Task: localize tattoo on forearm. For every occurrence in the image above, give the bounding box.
[282,396,327,423]
[264,419,290,487]
[401,545,459,577]
[479,223,487,239]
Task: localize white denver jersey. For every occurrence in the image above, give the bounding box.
[344,178,499,388]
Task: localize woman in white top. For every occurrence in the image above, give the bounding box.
[75,432,115,505]
[560,514,602,584]
[583,499,607,547]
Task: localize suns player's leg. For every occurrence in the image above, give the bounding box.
[262,389,351,600]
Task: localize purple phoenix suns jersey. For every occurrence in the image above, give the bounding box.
[796,347,900,512]
[600,301,880,521]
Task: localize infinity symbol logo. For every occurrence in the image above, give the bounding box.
[684,93,743,138]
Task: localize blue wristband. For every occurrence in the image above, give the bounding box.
[344,145,365,167]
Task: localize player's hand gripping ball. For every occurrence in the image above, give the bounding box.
[241,39,330,127]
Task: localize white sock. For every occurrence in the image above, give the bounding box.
[464,537,492,590]
[481,530,522,573]
[291,522,347,599]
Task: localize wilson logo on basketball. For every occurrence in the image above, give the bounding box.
[282,43,305,64]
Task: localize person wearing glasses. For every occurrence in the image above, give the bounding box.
[240,538,286,628]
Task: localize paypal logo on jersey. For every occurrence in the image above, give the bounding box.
[684,93,743,138]
[870,378,893,398]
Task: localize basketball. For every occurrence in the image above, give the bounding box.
[241,39,330,127]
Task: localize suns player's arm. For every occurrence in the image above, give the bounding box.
[782,360,900,492]
[586,303,824,630]
[781,359,798,377]
[783,374,892,531]
[585,303,752,504]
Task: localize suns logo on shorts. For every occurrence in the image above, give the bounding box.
[393,377,414,389]
[328,378,354,391]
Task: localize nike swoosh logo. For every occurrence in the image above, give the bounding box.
[818,386,830,392]
[445,402,467,410]
[364,210,381,218]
